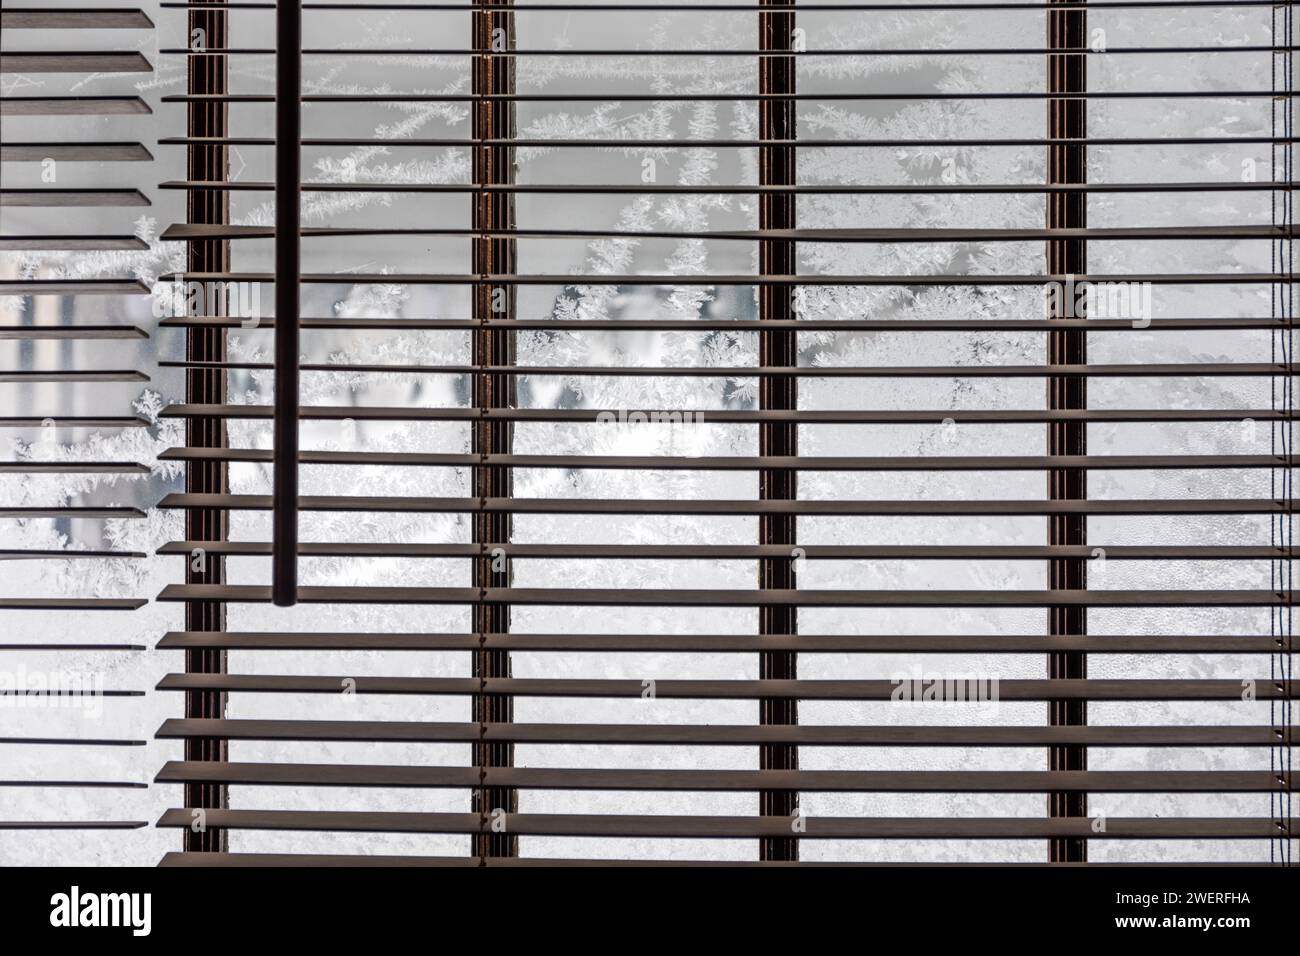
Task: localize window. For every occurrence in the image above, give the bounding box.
[0,0,1293,867]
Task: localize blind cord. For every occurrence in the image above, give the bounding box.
[1270,0,1295,868]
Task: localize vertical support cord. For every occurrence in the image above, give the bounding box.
[1271,0,1296,867]
[1046,0,1087,864]
[1287,0,1295,866]
[183,0,230,854]
[471,0,518,860]
[758,0,798,864]
[271,0,300,608]
[1270,0,1279,868]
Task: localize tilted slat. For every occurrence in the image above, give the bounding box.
[155,674,1297,700]
[153,851,1280,868]
[155,492,1295,517]
[0,822,148,830]
[0,599,148,611]
[0,143,153,162]
[157,222,1300,243]
[150,44,1300,58]
[0,281,151,296]
[0,97,151,117]
[0,463,149,474]
[154,718,1297,746]
[1,507,145,518]
[154,447,1297,470]
[0,238,147,252]
[2,551,146,560]
[0,685,142,696]
[0,780,147,789]
[0,371,149,382]
[157,360,1299,378]
[0,640,144,647]
[156,178,1296,195]
[0,190,151,208]
[152,631,1293,654]
[158,403,1300,424]
[142,2,1300,11]
[0,822,148,832]
[158,133,1300,147]
[153,762,1294,792]
[0,9,155,29]
[159,269,1299,286]
[0,53,153,74]
[157,89,1300,105]
[153,809,1293,839]
[0,325,148,339]
[153,584,1292,608]
[0,416,149,429]
[155,315,1299,331]
[1,737,145,746]
[152,540,1296,561]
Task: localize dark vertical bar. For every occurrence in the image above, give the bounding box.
[1046,0,1088,864]
[759,0,798,864]
[272,0,300,607]
[471,0,517,860]
[184,0,230,853]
